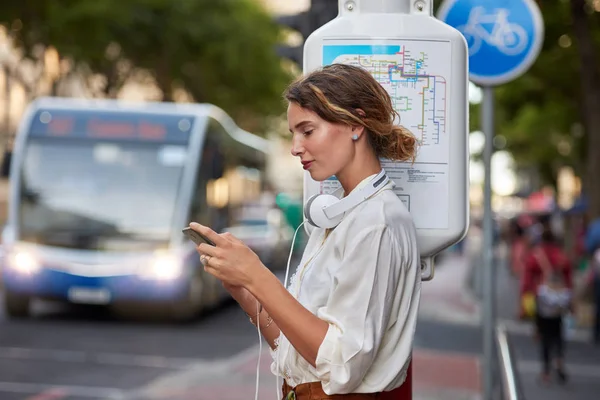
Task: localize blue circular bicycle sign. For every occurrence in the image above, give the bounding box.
[438,0,544,86]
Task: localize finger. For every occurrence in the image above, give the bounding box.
[203,264,220,279]
[189,222,229,247]
[222,232,244,245]
[203,257,224,274]
[197,242,219,257]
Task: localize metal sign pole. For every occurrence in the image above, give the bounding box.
[481,86,495,400]
[438,1,545,399]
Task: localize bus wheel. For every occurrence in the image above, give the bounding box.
[4,292,31,318]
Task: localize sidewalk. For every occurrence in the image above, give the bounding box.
[418,252,481,326]
[126,345,481,400]
[491,242,600,400]
[129,236,600,400]
[126,252,483,400]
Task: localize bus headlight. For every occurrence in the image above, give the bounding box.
[141,255,182,280]
[8,251,41,275]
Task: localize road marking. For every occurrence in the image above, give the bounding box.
[25,387,68,400]
[498,318,592,343]
[0,382,125,399]
[127,344,268,398]
[0,346,197,369]
[519,360,600,378]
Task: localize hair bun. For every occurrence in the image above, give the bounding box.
[387,125,417,162]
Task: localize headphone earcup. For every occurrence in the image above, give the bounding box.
[304,194,344,229]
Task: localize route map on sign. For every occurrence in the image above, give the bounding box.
[319,39,452,229]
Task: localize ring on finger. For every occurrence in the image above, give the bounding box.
[200,254,212,265]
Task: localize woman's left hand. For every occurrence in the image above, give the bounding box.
[189,222,265,288]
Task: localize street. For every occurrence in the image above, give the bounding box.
[0,252,599,400]
[0,297,482,400]
[0,298,257,399]
[0,252,477,400]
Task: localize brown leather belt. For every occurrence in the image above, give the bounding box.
[281,381,380,400]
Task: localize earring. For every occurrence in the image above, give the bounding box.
[352,134,359,141]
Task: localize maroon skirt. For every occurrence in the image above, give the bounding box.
[281,362,413,400]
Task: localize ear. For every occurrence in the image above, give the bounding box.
[350,108,366,138]
[349,126,365,145]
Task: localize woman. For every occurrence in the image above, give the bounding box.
[535,270,571,383]
[189,64,421,399]
[521,228,573,301]
[521,227,573,383]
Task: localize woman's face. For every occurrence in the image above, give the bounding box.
[287,102,356,181]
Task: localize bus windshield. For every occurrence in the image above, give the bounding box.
[17,109,195,252]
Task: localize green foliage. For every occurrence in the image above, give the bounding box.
[0,0,292,129]
[493,0,596,184]
[435,0,600,187]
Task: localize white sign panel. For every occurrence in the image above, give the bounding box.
[309,39,452,230]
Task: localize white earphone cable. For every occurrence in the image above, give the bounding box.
[253,220,306,400]
[260,176,390,399]
[278,221,306,399]
[254,299,262,400]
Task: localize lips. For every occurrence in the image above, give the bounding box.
[301,160,313,170]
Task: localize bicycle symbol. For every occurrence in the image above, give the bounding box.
[457,7,529,56]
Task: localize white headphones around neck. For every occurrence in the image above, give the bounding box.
[304,170,390,229]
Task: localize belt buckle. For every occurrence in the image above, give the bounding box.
[286,389,296,400]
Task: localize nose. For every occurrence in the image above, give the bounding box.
[290,134,304,157]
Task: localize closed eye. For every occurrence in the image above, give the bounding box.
[303,129,314,136]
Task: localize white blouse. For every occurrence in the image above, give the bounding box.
[270,176,422,395]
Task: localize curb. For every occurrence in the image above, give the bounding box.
[418,252,482,326]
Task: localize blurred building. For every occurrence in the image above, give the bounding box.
[0,1,308,191]
[253,0,309,196]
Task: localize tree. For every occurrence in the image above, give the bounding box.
[492,0,600,215]
[569,0,600,218]
[433,0,600,212]
[492,1,589,182]
[0,0,292,130]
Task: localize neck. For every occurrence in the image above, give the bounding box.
[336,156,382,195]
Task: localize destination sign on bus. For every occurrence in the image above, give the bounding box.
[28,109,195,145]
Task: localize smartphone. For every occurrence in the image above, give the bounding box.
[182,227,216,246]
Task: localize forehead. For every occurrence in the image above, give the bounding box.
[287,102,313,117]
[287,103,319,126]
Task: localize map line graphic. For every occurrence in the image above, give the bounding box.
[319,40,452,230]
[325,44,447,146]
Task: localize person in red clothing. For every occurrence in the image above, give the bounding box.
[510,216,536,319]
[521,229,573,298]
[521,227,573,383]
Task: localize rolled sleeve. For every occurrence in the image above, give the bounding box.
[313,225,402,394]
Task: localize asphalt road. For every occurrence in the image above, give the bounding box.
[0,258,599,400]
[0,296,257,400]
[0,296,503,400]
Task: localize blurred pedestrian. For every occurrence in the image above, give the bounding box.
[189,64,421,399]
[535,268,572,384]
[584,217,600,345]
[521,226,573,320]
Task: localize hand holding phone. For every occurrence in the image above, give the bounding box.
[182,226,216,246]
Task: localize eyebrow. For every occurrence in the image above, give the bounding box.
[289,120,312,133]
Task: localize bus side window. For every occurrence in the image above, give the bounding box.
[190,118,228,233]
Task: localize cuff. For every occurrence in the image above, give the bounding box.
[314,323,349,393]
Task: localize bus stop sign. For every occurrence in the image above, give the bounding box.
[438,0,544,86]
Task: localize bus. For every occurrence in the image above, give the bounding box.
[1,97,280,320]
